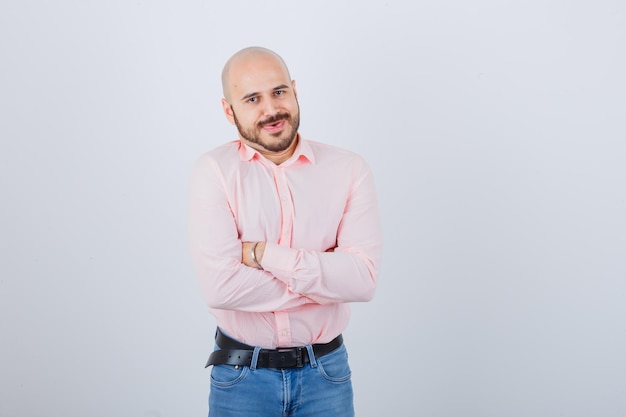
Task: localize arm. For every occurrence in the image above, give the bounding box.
[254,158,383,304]
[188,154,312,312]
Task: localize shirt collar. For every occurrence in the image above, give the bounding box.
[237,135,316,166]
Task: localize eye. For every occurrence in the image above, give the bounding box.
[247,96,258,103]
[274,90,285,96]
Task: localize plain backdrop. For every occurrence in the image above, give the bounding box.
[1,1,625,416]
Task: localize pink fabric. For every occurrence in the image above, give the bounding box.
[189,138,382,348]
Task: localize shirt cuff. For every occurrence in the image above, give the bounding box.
[261,242,298,285]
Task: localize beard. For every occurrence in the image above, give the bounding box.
[232,105,300,153]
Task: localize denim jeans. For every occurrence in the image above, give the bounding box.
[208,343,354,417]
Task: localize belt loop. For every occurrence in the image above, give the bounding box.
[250,346,261,370]
[305,344,317,368]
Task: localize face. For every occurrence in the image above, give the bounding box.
[222,53,300,158]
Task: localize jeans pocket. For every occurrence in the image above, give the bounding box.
[210,364,250,388]
[316,345,352,383]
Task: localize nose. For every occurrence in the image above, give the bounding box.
[261,96,279,117]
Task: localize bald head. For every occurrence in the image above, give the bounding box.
[221,47,292,102]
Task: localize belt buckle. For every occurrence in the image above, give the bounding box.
[276,347,304,368]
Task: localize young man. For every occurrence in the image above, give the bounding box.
[189,46,382,417]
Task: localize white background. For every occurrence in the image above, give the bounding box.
[1,1,625,416]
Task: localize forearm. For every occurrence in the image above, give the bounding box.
[242,241,363,304]
[190,248,312,312]
[260,242,381,304]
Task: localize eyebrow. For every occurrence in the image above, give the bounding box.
[240,84,291,102]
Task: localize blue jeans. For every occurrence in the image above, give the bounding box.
[208,343,354,417]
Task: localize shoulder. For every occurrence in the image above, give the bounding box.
[303,139,371,173]
[193,141,240,167]
[304,139,366,163]
[202,140,240,161]
[190,141,243,185]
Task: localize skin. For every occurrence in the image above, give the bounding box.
[221,47,301,268]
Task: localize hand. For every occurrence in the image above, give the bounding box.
[242,241,266,269]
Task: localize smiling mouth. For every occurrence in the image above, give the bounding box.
[262,119,286,133]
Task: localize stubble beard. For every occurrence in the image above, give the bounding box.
[232,105,300,153]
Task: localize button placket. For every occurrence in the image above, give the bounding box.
[273,168,294,247]
[272,167,294,347]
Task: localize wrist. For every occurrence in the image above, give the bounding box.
[251,242,263,269]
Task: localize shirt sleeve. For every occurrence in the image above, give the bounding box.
[189,154,313,312]
[260,157,383,304]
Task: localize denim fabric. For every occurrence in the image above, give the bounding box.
[208,344,354,417]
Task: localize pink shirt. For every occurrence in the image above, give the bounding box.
[189,137,382,348]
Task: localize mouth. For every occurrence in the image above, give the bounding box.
[261,119,286,133]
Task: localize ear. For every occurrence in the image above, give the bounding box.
[222,98,236,125]
[291,80,298,99]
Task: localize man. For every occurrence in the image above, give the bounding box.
[189,46,382,417]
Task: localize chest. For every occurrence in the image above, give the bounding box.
[226,163,349,245]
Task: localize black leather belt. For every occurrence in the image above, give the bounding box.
[205,328,343,369]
